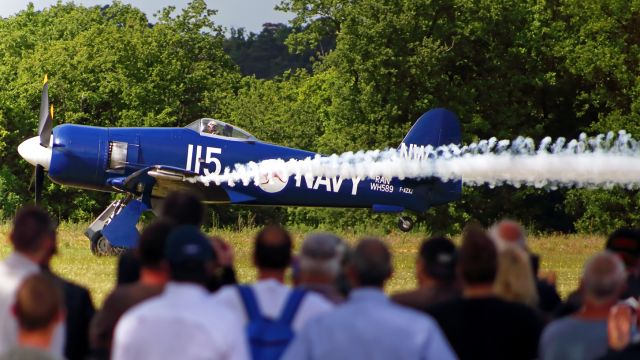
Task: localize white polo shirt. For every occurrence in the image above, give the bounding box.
[113,282,249,360]
[0,252,64,357]
[213,279,335,332]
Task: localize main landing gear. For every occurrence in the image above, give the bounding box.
[397,216,415,232]
[85,194,150,256]
[86,198,125,256]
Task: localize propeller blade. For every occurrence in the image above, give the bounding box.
[38,75,52,147]
[28,168,35,191]
[35,164,44,205]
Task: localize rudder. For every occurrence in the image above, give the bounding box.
[401,108,462,207]
[401,108,461,148]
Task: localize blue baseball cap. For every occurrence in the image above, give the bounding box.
[165,225,215,263]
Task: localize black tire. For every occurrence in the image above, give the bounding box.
[90,232,115,256]
[398,216,415,232]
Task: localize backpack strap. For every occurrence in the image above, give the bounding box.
[279,289,307,325]
[237,285,261,321]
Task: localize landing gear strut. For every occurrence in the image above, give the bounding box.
[86,196,130,256]
[85,194,149,256]
[397,216,415,232]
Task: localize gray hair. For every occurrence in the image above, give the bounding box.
[582,251,626,302]
[299,233,346,278]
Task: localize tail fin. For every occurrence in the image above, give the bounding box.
[402,108,462,209]
[401,108,461,148]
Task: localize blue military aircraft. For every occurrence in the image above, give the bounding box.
[18,77,461,255]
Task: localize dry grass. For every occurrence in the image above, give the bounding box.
[526,234,604,296]
[0,224,604,308]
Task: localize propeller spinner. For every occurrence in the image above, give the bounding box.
[18,75,54,204]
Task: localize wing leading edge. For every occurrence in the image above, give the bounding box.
[107,165,256,204]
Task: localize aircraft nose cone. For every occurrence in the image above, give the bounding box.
[18,136,52,170]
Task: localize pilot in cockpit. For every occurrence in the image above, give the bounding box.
[205,120,220,135]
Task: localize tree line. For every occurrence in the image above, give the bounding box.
[0,0,638,234]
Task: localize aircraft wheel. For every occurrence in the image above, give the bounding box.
[90,232,115,256]
[398,216,415,232]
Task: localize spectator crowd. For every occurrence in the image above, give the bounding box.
[2,191,640,359]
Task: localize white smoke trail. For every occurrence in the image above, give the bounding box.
[190,131,640,189]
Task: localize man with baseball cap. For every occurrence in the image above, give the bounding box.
[392,236,461,311]
[112,225,248,360]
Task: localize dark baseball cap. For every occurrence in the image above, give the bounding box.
[165,225,215,264]
[606,228,640,268]
[420,236,457,281]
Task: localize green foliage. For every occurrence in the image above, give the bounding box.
[565,188,640,234]
[0,1,238,219]
[218,70,330,151]
[1,0,640,233]
[44,182,109,223]
[224,23,334,79]
[0,168,23,219]
[267,0,640,233]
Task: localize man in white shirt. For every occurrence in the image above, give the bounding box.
[1,274,65,360]
[113,225,249,360]
[0,207,64,357]
[282,238,456,360]
[214,226,334,332]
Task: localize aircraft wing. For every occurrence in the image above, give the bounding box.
[109,165,233,203]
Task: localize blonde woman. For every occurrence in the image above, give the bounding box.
[494,245,539,308]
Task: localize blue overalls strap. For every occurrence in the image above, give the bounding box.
[237,285,261,320]
[279,289,307,325]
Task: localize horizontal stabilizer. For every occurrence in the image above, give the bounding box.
[372,204,404,213]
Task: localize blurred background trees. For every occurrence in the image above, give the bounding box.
[0,0,639,234]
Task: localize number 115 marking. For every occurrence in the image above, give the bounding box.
[186,144,222,175]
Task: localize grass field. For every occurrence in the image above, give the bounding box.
[0,223,605,308]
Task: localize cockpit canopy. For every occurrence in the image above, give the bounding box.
[185,118,256,140]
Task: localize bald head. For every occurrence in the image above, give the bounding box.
[254,225,292,270]
[350,238,392,288]
[582,251,626,304]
